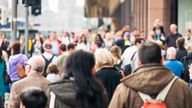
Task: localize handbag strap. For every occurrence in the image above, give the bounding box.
[131,51,137,61]
[18,54,23,64]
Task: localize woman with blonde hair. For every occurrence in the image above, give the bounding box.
[95,48,121,101]
[110,45,122,70]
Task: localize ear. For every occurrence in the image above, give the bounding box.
[135,57,142,68]
[160,56,164,64]
[91,67,96,75]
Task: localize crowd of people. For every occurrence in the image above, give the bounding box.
[0,19,192,108]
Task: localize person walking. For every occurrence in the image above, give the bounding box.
[109,42,192,108]
[47,50,108,108]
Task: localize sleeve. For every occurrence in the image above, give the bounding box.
[4,60,7,71]
[8,84,20,108]
[7,58,11,75]
[108,83,130,108]
[184,82,192,108]
[46,88,56,108]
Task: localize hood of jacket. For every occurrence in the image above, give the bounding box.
[48,78,76,106]
[122,63,175,95]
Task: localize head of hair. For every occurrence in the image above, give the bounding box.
[59,43,66,52]
[155,40,163,49]
[95,48,114,70]
[134,37,145,45]
[187,29,191,33]
[166,47,176,59]
[138,41,162,64]
[64,50,95,79]
[67,43,75,51]
[27,56,45,74]
[115,30,124,38]
[20,88,47,108]
[80,34,87,44]
[47,63,59,74]
[110,45,121,59]
[94,40,102,48]
[170,24,177,33]
[70,32,75,35]
[64,50,106,108]
[95,33,104,42]
[187,43,192,53]
[12,41,21,55]
[56,55,67,74]
[1,33,7,39]
[43,40,52,53]
[176,37,185,48]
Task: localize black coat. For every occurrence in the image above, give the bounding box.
[96,67,121,101]
[176,47,188,61]
[165,33,182,48]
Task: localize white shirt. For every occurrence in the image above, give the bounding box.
[42,52,58,64]
[62,36,73,45]
[46,73,61,82]
[77,43,90,51]
[121,45,138,68]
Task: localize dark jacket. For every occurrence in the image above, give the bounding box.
[113,39,125,53]
[176,47,188,61]
[109,64,192,108]
[48,78,108,108]
[96,67,121,101]
[181,53,192,82]
[166,33,182,48]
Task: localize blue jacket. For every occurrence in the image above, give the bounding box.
[164,59,184,77]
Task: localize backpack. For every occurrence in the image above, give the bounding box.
[42,55,54,77]
[122,51,137,76]
[181,55,192,82]
[138,77,177,108]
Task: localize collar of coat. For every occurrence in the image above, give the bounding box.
[122,63,175,95]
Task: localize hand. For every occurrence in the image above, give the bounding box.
[189,65,192,80]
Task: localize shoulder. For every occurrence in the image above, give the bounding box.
[11,79,26,90]
[164,60,170,65]
[49,79,75,90]
[176,61,184,66]
[110,83,131,102]
[21,54,28,60]
[172,78,191,94]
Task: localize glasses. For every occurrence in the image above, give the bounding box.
[24,63,31,68]
[25,63,30,66]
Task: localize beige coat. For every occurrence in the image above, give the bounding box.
[109,64,192,108]
[8,73,51,108]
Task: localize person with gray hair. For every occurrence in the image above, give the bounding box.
[164,47,184,78]
[165,24,182,48]
[8,56,51,108]
[95,48,121,101]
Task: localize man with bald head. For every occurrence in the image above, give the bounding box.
[164,47,184,78]
[165,24,182,48]
[8,56,51,108]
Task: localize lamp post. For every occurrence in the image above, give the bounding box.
[24,4,29,56]
[12,0,17,41]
